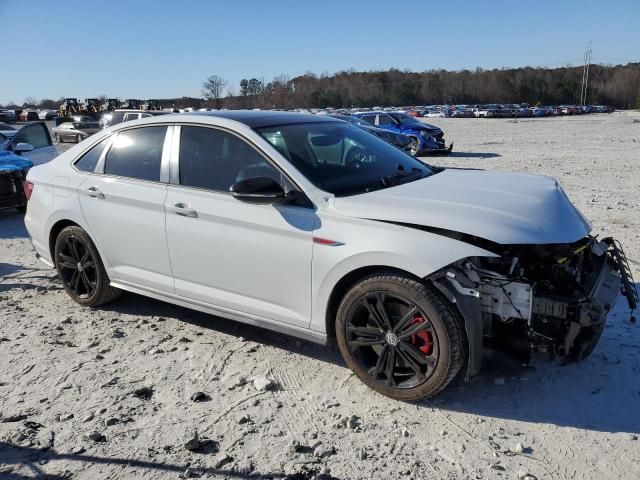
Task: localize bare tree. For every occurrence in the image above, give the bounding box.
[202,75,228,108]
[23,96,38,108]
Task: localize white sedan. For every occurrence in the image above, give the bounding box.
[23,112,634,400]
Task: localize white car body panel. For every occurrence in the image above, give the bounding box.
[23,113,589,343]
[78,175,173,292]
[165,185,316,328]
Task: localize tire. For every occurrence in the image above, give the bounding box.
[408,137,420,156]
[76,134,82,143]
[55,134,62,143]
[54,226,121,307]
[335,273,466,401]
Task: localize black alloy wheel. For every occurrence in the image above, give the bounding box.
[336,273,466,400]
[345,291,439,389]
[54,226,121,306]
[57,234,97,299]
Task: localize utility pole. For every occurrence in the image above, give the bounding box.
[580,41,592,105]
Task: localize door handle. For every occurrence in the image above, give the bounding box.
[86,186,104,199]
[167,202,197,218]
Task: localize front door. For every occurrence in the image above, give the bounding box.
[10,122,58,165]
[164,125,315,328]
[376,114,401,133]
[78,125,174,292]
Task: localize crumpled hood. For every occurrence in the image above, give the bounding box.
[332,169,591,245]
[412,123,441,134]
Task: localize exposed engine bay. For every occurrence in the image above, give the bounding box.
[438,236,638,365]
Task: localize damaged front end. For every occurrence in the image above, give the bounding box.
[435,236,638,372]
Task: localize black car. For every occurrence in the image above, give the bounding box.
[328,114,414,153]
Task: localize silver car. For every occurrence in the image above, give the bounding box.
[52,117,101,143]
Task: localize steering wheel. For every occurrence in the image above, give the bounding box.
[345,147,368,169]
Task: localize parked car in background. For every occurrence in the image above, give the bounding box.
[450,108,475,118]
[423,107,450,118]
[52,118,102,143]
[0,152,33,212]
[0,122,16,132]
[100,109,168,128]
[24,111,636,401]
[472,105,498,118]
[353,111,452,155]
[530,107,547,117]
[0,121,58,165]
[38,110,57,120]
[328,114,414,153]
[0,110,18,123]
[19,111,40,122]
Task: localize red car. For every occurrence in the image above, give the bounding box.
[18,111,39,122]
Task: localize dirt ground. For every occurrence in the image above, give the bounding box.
[1,112,639,479]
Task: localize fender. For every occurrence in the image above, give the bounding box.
[310,216,498,333]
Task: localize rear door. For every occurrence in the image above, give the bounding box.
[8,122,58,165]
[164,125,315,328]
[78,125,174,292]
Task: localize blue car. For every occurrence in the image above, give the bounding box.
[352,111,452,156]
[0,152,33,212]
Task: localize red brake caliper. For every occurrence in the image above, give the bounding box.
[410,316,433,355]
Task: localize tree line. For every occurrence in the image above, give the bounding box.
[212,63,640,110]
[6,63,638,111]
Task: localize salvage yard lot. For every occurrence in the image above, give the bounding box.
[1,112,639,479]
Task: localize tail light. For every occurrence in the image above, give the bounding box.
[23,181,34,201]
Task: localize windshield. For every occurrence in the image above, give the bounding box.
[256,122,432,197]
[389,112,422,125]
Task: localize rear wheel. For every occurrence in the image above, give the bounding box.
[55,134,62,143]
[76,134,82,143]
[335,273,466,400]
[54,226,120,307]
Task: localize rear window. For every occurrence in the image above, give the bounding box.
[74,139,107,173]
[104,126,166,181]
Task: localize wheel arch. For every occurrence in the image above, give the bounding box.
[49,219,81,264]
[324,265,422,343]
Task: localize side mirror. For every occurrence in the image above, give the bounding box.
[230,176,285,205]
[13,143,34,155]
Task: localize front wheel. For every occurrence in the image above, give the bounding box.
[408,137,420,156]
[54,226,121,307]
[76,134,82,143]
[336,273,466,400]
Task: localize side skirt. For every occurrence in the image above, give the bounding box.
[109,280,328,346]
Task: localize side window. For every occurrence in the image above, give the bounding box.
[104,126,167,181]
[12,123,51,149]
[74,139,107,173]
[179,126,282,192]
[377,114,395,126]
[123,113,139,122]
[361,115,376,125]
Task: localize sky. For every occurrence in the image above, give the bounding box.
[1,0,639,105]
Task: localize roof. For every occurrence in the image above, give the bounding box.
[192,110,341,128]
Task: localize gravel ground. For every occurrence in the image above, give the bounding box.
[1,112,639,479]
